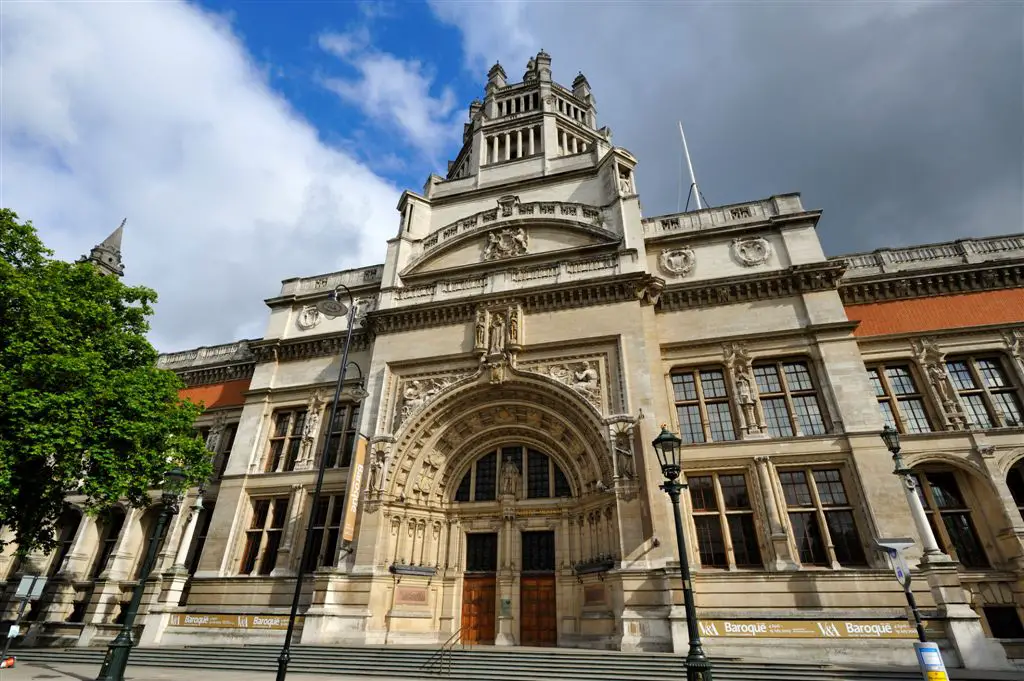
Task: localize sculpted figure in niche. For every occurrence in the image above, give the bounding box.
[573,361,599,394]
[508,307,520,345]
[475,308,488,349]
[927,363,954,404]
[489,314,507,354]
[736,374,754,405]
[500,455,520,497]
[618,169,633,195]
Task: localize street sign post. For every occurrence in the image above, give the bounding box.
[1,574,49,666]
[915,641,950,681]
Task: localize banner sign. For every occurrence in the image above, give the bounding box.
[167,613,302,630]
[698,619,936,640]
[342,435,369,543]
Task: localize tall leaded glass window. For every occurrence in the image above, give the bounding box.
[671,368,737,444]
[753,360,828,437]
[453,446,573,502]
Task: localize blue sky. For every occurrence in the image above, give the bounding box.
[2,1,1020,351]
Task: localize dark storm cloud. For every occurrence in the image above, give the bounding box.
[434,1,1024,255]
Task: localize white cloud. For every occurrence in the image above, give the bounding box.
[317,30,462,162]
[1,1,401,352]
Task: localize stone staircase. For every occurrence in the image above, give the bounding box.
[10,644,1022,681]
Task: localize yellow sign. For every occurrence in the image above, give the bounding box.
[167,613,302,630]
[342,435,368,543]
[926,672,948,681]
[698,619,929,640]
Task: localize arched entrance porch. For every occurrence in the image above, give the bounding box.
[362,372,622,648]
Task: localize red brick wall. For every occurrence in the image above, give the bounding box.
[179,378,250,409]
[846,289,1024,337]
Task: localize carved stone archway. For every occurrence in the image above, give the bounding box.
[382,372,612,508]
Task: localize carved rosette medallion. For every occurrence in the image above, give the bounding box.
[523,358,603,411]
[296,305,322,331]
[658,247,696,277]
[483,227,528,261]
[732,237,772,267]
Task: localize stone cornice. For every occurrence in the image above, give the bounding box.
[366,271,659,335]
[839,261,1024,305]
[658,261,847,312]
[175,362,255,388]
[249,330,374,364]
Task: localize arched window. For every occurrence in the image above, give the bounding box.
[91,507,126,579]
[1007,460,1024,523]
[913,468,988,568]
[47,507,82,577]
[454,446,571,502]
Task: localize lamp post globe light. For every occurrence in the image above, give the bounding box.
[652,425,713,681]
[276,284,366,681]
[95,466,189,681]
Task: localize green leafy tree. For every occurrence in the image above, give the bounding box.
[0,209,210,555]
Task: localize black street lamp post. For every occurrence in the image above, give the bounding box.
[651,425,713,681]
[276,284,365,681]
[96,466,188,681]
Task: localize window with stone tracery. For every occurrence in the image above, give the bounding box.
[912,469,989,569]
[687,472,761,569]
[867,363,933,433]
[945,356,1023,428]
[777,467,866,568]
[265,408,307,472]
[321,404,361,469]
[753,359,828,437]
[239,497,289,576]
[301,494,345,573]
[453,446,572,502]
[671,368,737,444]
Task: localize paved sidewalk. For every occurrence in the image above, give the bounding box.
[0,661,407,681]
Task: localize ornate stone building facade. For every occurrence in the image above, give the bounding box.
[3,53,1024,670]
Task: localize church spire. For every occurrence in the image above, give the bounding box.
[80,218,126,277]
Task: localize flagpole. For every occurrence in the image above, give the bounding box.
[678,121,702,210]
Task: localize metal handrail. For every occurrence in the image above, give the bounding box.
[419,626,464,676]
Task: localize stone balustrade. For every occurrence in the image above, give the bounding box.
[278,264,384,297]
[836,235,1024,278]
[641,195,804,237]
[157,341,253,370]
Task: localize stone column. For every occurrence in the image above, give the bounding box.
[528,127,535,156]
[271,484,307,576]
[172,496,205,570]
[491,136,498,165]
[503,132,511,161]
[754,457,797,570]
[515,129,523,160]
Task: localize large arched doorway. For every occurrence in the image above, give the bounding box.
[370,371,619,648]
[452,445,572,645]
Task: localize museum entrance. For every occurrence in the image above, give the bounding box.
[461,532,498,644]
[520,530,557,646]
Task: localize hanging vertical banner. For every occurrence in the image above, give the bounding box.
[342,435,369,543]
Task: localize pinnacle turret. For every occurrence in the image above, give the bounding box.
[79,219,126,277]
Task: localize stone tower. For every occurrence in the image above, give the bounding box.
[80,219,125,277]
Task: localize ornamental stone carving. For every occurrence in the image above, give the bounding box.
[497,194,520,217]
[500,454,521,498]
[205,412,229,453]
[296,305,322,331]
[723,342,765,437]
[732,236,772,267]
[483,227,528,260]
[353,297,377,326]
[394,372,474,432]
[658,247,695,277]
[525,359,602,410]
[913,337,966,430]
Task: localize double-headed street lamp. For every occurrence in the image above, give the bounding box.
[96,466,189,681]
[652,425,713,681]
[276,284,366,681]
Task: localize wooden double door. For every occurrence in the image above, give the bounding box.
[460,530,558,646]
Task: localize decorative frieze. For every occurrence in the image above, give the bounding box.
[173,362,255,388]
[249,331,373,364]
[839,262,1024,305]
[659,262,845,311]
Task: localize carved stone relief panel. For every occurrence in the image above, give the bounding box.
[732,237,772,267]
[658,247,695,278]
[521,356,604,412]
[483,227,528,261]
[392,370,476,433]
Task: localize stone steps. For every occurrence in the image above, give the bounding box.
[11,644,1020,681]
